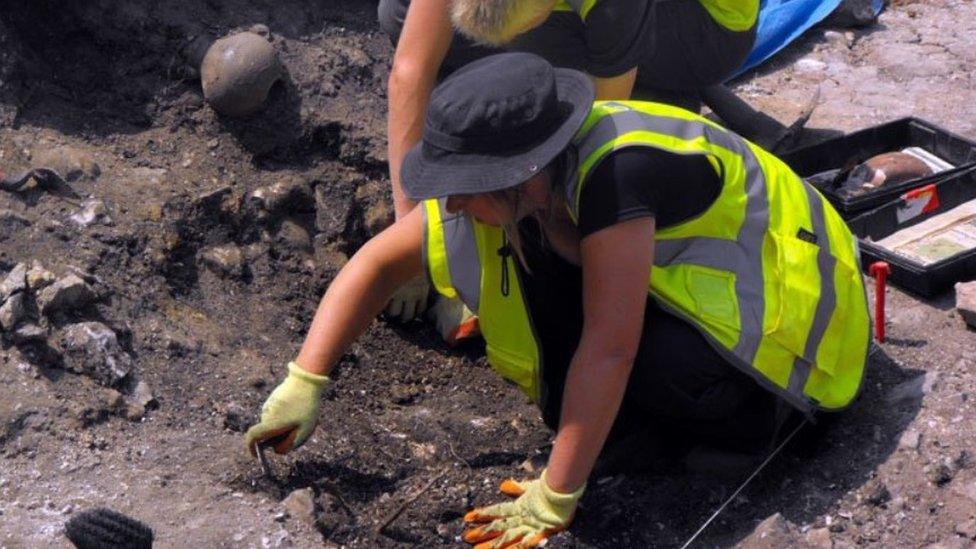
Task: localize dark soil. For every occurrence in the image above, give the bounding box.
[1,1,974,547]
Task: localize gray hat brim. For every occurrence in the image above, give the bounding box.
[401,68,594,201]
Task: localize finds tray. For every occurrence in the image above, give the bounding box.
[847,165,976,297]
[781,118,976,218]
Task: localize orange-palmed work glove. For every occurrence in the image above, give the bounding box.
[428,295,480,345]
[463,469,584,549]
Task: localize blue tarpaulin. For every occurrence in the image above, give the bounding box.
[733,0,885,78]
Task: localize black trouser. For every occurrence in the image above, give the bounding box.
[542,300,781,453]
[377,0,756,112]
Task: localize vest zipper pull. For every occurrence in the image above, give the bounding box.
[498,239,512,297]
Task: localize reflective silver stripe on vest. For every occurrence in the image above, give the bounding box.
[437,198,482,313]
[571,106,769,365]
[787,184,837,397]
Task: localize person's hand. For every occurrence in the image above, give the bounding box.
[463,470,584,548]
[385,275,430,322]
[244,362,328,456]
[429,295,480,345]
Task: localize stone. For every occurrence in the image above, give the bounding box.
[0,263,28,300]
[124,403,146,421]
[953,480,976,504]
[57,322,132,386]
[282,488,317,524]
[864,480,891,506]
[898,429,921,450]
[221,402,250,432]
[805,527,833,548]
[199,244,245,278]
[32,146,100,181]
[740,513,794,549]
[0,209,31,234]
[887,372,938,404]
[0,291,27,331]
[124,378,155,409]
[69,199,112,228]
[314,186,353,239]
[825,0,881,28]
[363,201,394,236]
[956,518,976,540]
[11,323,46,344]
[275,219,312,252]
[36,275,96,316]
[26,262,56,291]
[795,58,828,74]
[925,459,956,487]
[956,281,976,329]
[249,175,314,216]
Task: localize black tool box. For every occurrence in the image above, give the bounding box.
[781,118,976,218]
[846,167,976,297]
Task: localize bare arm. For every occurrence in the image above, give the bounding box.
[591,67,638,100]
[545,216,655,492]
[387,0,454,218]
[295,206,425,375]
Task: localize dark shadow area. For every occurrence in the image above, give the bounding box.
[564,346,923,547]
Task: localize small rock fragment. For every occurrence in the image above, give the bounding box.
[898,429,921,450]
[740,513,794,549]
[282,488,317,524]
[363,201,394,236]
[519,453,548,474]
[58,322,132,386]
[32,146,100,181]
[36,275,96,316]
[69,199,112,228]
[0,291,27,331]
[275,219,312,252]
[795,58,827,74]
[11,323,46,344]
[0,263,28,300]
[124,379,155,409]
[956,281,976,329]
[250,176,314,217]
[925,459,956,487]
[221,402,250,432]
[825,0,881,28]
[199,244,245,278]
[805,527,833,548]
[864,480,890,506]
[956,518,976,540]
[26,262,56,291]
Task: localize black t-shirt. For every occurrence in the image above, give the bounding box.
[511,0,654,77]
[517,147,721,424]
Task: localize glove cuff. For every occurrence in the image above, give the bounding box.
[540,469,585,506]
[287,361,330,388]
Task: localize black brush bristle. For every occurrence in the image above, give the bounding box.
[65,508,154,549]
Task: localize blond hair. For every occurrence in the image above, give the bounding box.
[451,0,553,45]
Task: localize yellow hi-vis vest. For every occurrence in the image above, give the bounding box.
[553,0,759,32]
[421,101,870,415]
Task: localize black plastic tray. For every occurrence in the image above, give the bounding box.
[847,165,976,297]
[781,118,976,218]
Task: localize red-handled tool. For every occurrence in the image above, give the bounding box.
[869,261,891,342]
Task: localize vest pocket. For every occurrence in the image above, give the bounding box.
[765,231,824,360]
[683,265,741,348]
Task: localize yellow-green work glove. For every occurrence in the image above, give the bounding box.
[463,469,584,549]
[244,361,328,456]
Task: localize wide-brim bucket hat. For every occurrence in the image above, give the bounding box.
[402,52,595,200]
